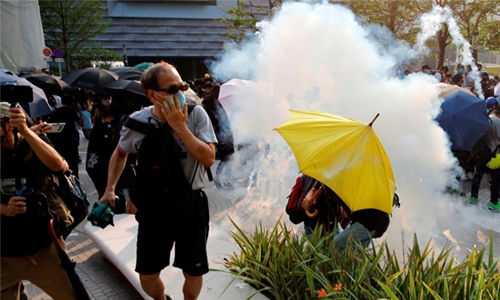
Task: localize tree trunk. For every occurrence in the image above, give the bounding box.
[437,24,450,69]
[64,40,70,73]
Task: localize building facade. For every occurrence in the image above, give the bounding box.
[95,0,253,79]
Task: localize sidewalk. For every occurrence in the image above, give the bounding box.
[23,136,500,299]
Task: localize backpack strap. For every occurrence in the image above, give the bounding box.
[123,117,153,134]
[188,103,196,114]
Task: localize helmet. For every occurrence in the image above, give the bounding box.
[486,97,499,109]
[487,154,500,169]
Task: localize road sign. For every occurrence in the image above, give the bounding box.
[55,58,65,63]
[44,57,53,61]
[43,47,52,57]
[54,48,64,58]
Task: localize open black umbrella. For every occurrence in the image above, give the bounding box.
[109,67,144,80]
[62,68,118,94]
[103,79,150,109]
[22,73,72,95]
[48,219,90,300]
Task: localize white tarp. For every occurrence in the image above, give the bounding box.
[0,0,46,74]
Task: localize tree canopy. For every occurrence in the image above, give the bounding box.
[39,0,113,72]
[218,0,499,67]
[343,0,500,67]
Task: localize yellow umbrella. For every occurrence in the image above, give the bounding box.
[275,110,396,215]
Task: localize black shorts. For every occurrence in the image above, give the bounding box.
[135,190,209,276]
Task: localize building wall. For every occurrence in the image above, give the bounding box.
[94,0,270,78]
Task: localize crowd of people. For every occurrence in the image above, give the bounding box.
[1,60,499,299]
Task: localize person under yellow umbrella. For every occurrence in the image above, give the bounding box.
[276,110,399,250]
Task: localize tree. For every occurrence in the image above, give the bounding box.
[39,0,112,72]
[71,45,122,71]
[342,0,427,43]
[454,0,500,53]
[216,0,284,45]
[343,0,500,67]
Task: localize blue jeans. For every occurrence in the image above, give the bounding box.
[333,222,374,251]
[304,224,339,236]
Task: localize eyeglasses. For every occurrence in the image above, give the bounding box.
[155,83,189,95]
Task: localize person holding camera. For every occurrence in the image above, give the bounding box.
[1,103,78,299]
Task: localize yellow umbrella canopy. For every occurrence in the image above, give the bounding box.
[275,110,396,215]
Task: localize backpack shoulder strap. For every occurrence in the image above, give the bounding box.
[123,117,153,134]
[188,103,196,114]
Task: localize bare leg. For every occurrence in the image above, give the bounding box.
[182,271,203,300]
[139,273,166,300]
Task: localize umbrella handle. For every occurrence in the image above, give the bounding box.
[48,219,64,251]
[305,208,318,218]
[304,184,324,218]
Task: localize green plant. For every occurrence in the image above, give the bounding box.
[222,217,500,299]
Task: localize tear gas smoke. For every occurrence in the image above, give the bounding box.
[207,1,496,257]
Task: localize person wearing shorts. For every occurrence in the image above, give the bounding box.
[99,62,217,300]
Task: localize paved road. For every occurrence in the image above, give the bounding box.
[23,136,500,299]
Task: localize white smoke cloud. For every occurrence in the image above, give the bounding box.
[208,1,489,257]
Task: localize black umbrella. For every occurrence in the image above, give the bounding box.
[436,91,491,151]
[62,68,118,94]
[103,79,150,109]
[109,67,144,80]
[21,73,72,95]
[48,219,90,300]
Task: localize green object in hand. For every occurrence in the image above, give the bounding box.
[87,202,115,229]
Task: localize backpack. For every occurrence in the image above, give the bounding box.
[124,104,208,215]
[203,98,235,160]
[285,175,306,224]
[49,170,90,238]
[2,135,87,239]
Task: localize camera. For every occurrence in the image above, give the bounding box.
[1,85,34,104]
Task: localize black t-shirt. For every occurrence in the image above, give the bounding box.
[1,137,53,257]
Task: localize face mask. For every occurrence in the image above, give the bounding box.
[177,91,186,110]
[102,99,112,106]
[155,91,186,110]
[458,68,464,74]
[426,69,431,74]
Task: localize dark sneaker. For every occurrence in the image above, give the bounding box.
[470,196,478,204]
[488,202,500,211]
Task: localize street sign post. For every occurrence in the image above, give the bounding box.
[53,49,65,77]
[54,58,64,77]
[43,47,52,57]
[43,47,52,69]
[53,48,64,58]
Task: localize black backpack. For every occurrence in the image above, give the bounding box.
[124,105,210,215]
[203,98,235,160]
[285,175,307,224]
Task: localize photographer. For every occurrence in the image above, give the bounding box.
[1,103,78,299]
